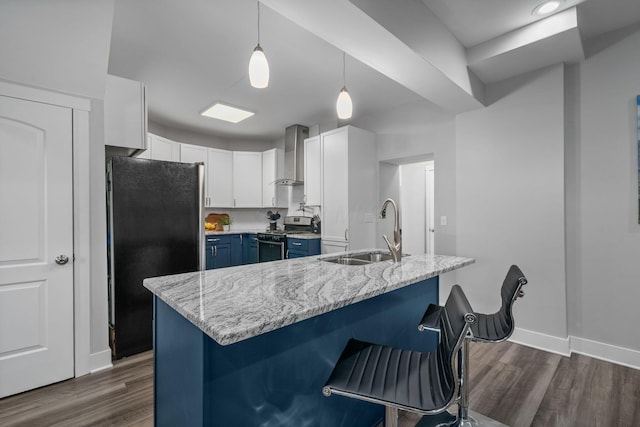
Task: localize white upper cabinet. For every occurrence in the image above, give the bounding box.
[208,148,233,208]
[104,74,147,151]
[232,151,262,207]
[144,133,180,162]
[321,126,377,251]
[180,143,209,205]
[303,136,321,206]
[262,148,287,208]
[321,130,349,243]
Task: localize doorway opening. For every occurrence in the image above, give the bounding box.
[378,157,435,255]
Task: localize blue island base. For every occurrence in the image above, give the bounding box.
[153,277,439,426]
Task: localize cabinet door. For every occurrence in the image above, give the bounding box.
[104,74,147,151]
[321,130,349,242]
[230,234,242,266]
[208,148,233,207]
[233,151,262,207]
[304,136,321,206]
[150,134,180,162]
[212,243,231,269]
[322,240,349,254]
[180,144,209,205]
[205,244,215,270]
[244,234,258,264]
[262,148,286,208]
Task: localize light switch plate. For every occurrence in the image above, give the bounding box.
[440,216,447,226]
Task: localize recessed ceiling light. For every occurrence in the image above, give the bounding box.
[532,1,561,16]
[200,103,254,123]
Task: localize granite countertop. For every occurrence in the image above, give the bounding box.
[143,250,474,346]
[205,229,262,235]
[205,230,320,239]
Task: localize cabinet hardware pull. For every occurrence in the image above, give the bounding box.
[292,242,302,246]
[286,249,289,258]
[214,246,217,256]
[240,235,243,244]
[234,198,236,207]
[344,228,349,241]
[211,246,214,256]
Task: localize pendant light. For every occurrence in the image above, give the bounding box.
[249,2,269,88]
[336,52,353,119]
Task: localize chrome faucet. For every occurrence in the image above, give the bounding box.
[379,198,402,262]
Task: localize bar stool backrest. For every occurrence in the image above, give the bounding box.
[436,284,477,403]
[471,264,528,343]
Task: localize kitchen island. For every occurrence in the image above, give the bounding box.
[144,250,474,427]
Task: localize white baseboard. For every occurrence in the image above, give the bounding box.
[508,327,571,356]
[89,349,113,373]
[570,336,640,370]
[508,328,640,370]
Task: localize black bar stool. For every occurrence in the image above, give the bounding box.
[419,265,528,426]
[323,285,477,427]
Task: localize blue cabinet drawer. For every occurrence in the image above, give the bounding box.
[206,235,231,245]
[287,238,308,251]
[286,238,320,258]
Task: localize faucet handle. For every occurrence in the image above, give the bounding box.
[383,235,400,263]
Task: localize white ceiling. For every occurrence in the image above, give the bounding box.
[108,0,640,142]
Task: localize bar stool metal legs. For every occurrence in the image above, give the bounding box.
[386,407,398,427]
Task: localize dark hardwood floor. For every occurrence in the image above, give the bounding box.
[1,342,639,426]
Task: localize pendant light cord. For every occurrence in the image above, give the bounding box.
[257,2,261,44]
[342,52,346,86]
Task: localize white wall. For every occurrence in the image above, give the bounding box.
[569,29,640,353]
[455,64,568,342]
[0,1,115,371]
[0,0,114,99]
[378,162,400,248]
[376,125,457,256]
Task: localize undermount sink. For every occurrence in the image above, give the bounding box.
[322,250,406,265]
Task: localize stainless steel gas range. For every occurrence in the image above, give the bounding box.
[256,216,317,262]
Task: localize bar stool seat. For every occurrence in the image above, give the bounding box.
[323,285,477,425]
[324,339,455,412]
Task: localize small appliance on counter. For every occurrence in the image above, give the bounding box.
[311,214,321,234]
[266,210,281,231]
[256,215,316,262]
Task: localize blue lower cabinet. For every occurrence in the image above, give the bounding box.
[206,235,231,270]
[286,237,320,259]
[243,234,258,264]
[230,234,242,266]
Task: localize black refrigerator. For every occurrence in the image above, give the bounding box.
[107,156,204,359]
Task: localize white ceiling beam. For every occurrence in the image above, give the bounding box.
[261,0,485,114]
[467,8,585,84]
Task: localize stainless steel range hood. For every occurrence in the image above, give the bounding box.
[276,124,309,185]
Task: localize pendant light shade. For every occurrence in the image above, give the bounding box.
[336,86,353,119]
[249,44,269,88]
[249,2,269,89]
[336,52,352,119]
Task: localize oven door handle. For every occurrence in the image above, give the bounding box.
[258,240,285,246]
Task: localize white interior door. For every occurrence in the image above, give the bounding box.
[0,95,74,398]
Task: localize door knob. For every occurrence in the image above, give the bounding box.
[55,255,69,265]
